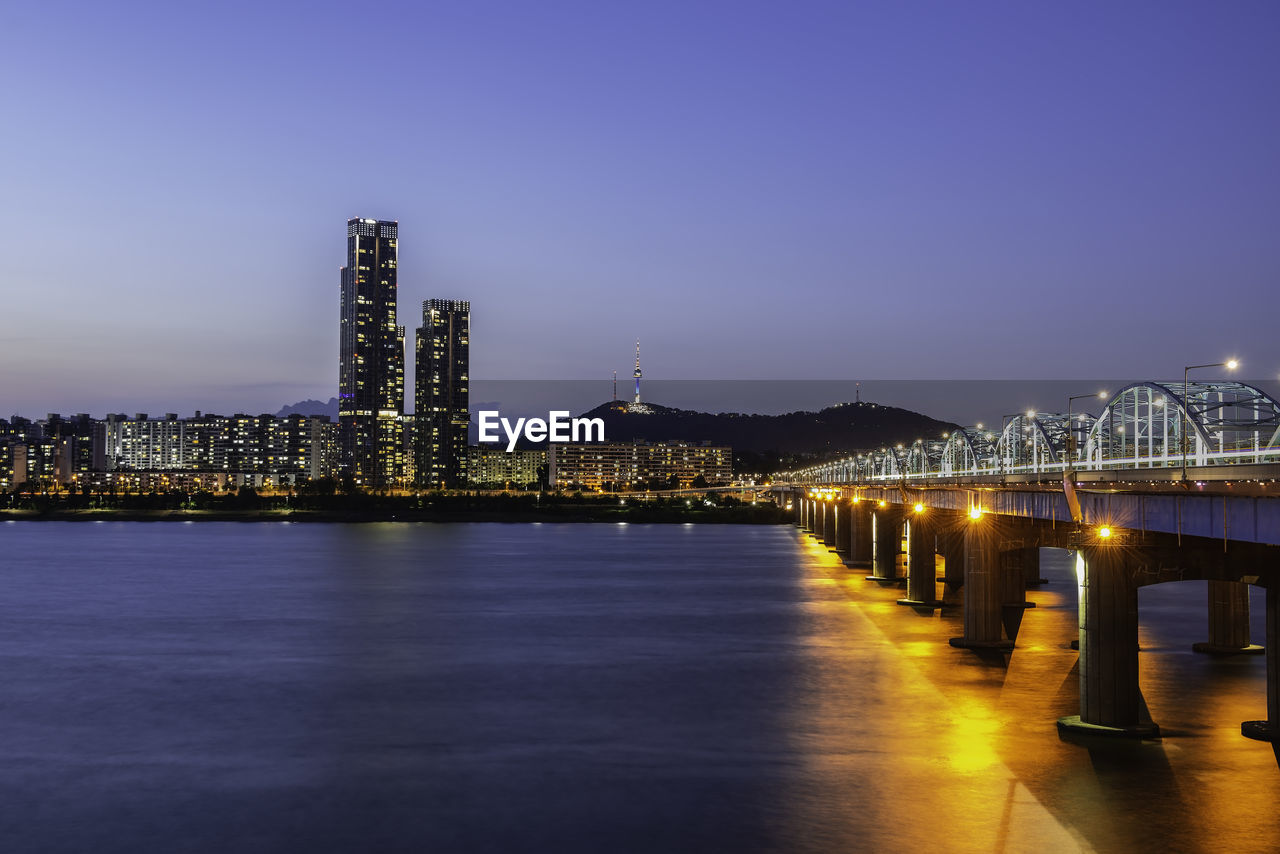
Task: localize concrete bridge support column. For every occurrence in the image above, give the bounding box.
[899,508,942,608]
[867,504,903,584]
[1057,545,1159,738]
[1024,541,1048,587]
[832,501,851,558]
[999,544,1034,608]
[1194,581,1264,655]
[1243,584,1279,743]
[801,498,811,532]
[792,493,803,527]
[846,501,873,568]
[998,543,1038,642]
[949,517,1012,650]
[938,521,966,606]
[821,500,836,546]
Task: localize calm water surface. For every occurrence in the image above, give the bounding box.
[0,521,1276,853]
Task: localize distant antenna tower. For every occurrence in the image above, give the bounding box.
[856,382,861,403]
[613,371,617,401]
[633,340,642,404]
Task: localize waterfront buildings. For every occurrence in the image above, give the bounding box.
[105,413,332,482]
[468,446,545,488]
[338,218,405,487]
[0,412,333,490]
[0,414,102,489]
[547,441,731,491]
[415,299,470,488]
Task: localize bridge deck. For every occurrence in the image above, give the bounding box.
[782,463,1280,546]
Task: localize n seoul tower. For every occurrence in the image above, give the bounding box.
[633,340,642,404]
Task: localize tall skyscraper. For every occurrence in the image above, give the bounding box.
[415,299,470,489]
[338,218,405,487]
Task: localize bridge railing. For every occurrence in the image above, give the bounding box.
[777,380,1280,484]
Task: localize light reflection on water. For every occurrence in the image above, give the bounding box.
[0,522,1274,853]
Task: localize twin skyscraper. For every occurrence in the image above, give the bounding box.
[337,218,469,489]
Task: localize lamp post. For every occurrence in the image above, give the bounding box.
[1066,391,1108,471]
[1182,360,1238,479]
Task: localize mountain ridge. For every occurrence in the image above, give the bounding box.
[569,399,958,457]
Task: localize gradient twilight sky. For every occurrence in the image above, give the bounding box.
[2,1,1278,417]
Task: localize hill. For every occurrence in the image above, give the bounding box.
[576,399,957,457]
[276,398,339,418]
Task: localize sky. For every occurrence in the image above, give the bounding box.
[2,1,1278,418]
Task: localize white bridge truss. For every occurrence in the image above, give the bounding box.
[785,381,1280,483]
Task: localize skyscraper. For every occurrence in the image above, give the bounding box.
[338,218,405,487]
[415,299,470,489]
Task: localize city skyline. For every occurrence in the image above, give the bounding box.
[2,2,1278,418]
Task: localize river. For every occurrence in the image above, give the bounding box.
[0,521,1275,852]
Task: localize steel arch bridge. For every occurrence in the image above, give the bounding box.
[782,380,1280,484]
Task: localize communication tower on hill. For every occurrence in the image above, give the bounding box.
[633,341,643,404]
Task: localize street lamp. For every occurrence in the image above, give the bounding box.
[1182,359,1239,479]
[1066,390,1108,470]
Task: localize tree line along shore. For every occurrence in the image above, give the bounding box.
[0,490,789,524]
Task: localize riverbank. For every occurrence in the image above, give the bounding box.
[0,495,788,524]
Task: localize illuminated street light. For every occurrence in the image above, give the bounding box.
[968,506,984,520]
[1098,526,1112,539]
[914,503,925,513]
[1066,390,1108,470]
[1183,359,1240,479]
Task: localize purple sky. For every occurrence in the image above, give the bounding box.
[2,1,1278,417]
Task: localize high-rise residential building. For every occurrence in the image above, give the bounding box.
[546,441,732,491]
[468,446,545,489]
[414,299,470,488]
[338,218,405,487]
[102,412,332,483]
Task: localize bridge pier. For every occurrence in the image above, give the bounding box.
[1243,584,1280,744]
[999,542,1036,607]
[998,542,1037,640]
[1024,538,1049,587]
[792,493,802,527]
[801,498,812,532]
[846,501,873,567]
[1058,545,1159,738]
[949,517,1013,650]
[867,505,903,584]
[821,499,836,547]
[832,499,851,558]
[899,508,942,608]
[1194,581,1264,656]
[938,521,965,605]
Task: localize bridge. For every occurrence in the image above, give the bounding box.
[773,379,1280,750]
